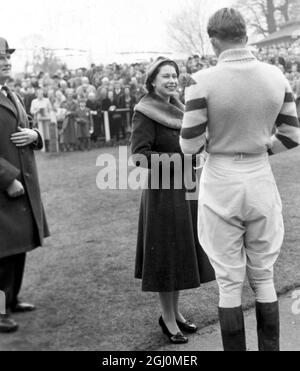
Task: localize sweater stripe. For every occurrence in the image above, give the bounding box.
[276,133,299,149]
[185,98,207,112]
[280,101,299,117]
[285,92,295,103]
[276,114,299,128]
[183,109,208,127]
[277,123,300,141]
[181,122,207,140]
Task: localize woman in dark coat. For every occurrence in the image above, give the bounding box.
[131,58,215,344]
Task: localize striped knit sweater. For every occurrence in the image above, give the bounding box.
[180,48,300,156]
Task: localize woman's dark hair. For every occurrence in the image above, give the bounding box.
[145,59,180,93]
[207,8,247,44]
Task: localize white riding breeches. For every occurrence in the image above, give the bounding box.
[198,154,284,308]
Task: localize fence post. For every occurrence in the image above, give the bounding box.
[0,290,5,314]
[49,122,59,153]
[103,111,111,142]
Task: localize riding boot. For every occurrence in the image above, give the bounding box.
[218,306,247,351]
[256,301,280,351]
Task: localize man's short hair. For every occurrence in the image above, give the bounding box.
[207,8,247,43]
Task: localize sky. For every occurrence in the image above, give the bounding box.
[1,0,233,70]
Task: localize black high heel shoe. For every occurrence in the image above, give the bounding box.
[176,319,198,333]
[159,316,188,344]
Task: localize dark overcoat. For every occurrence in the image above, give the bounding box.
[0,91,49,259]
[131,110,215,292]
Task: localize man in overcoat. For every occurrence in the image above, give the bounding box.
[0,38,49,333]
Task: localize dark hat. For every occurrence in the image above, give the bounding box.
[0,37,15,55]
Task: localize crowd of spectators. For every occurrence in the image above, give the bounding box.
[255,44,300,100]
[8,44,300,152]
[11,62,148,151]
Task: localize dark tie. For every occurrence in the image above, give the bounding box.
[1,86,8,97]
[1,86,12,98]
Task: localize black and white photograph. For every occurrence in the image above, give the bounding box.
[0,0,300,354]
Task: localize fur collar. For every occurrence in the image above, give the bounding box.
[135,93,184,130]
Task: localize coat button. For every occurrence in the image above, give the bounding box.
[24,172,30,178]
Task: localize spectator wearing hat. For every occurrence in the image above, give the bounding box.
[131,57,215,345]
[0,37,49,333]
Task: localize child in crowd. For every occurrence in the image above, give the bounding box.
[75,100,93,151]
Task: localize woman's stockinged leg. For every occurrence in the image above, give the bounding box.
[173,291,198,333]
[173,291,187,323]
[159,292,181,335]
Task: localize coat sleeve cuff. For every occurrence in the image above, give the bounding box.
[31,130,44,150]
[0,158,20,191]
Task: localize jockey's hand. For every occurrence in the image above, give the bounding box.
[11,127,38,147]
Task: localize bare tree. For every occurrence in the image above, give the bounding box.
[167,0,223,55]
[167,0,300,52]
[236,0,300,37]
[32,48,65,76]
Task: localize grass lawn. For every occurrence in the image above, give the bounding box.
[0,146,300,351]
